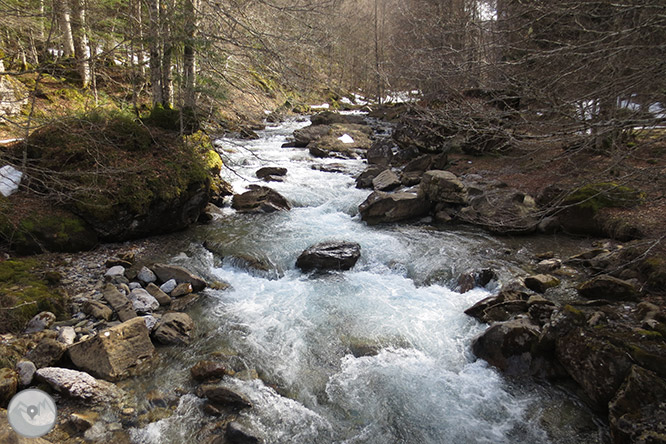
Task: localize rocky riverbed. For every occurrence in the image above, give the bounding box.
[1,111,665,443]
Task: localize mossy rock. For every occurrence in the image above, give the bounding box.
[142,105,200,134]
[0,258,67,334]
[0,198,97,254]
[564,182,644,212]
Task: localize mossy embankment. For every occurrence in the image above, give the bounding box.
[1,109,220,253]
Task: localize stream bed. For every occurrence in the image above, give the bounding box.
[128,118,603,444]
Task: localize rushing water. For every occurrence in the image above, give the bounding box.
[129,118,602,444]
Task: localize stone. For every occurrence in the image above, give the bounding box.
[105,266,126,279]
[535,259,562,274]
[471,318,542,376]
[0,368,18,407]
[24,338,67,368]
[129,282,142,290]
[419,170,468,204]
[67,317,155,381]
[311,163,347,173]
[609,365,666,444]
[556,327,633,409]
[310,111,366,126]
[57,326,76,345]
[141,315,159,332]
[36,367,122,403]
[359,191,430,225]
[145,283,171,306]
[128,288,160,314]
[296,241,361,272]
[232,185,291,213]
[366,138,394,166]
[372,169,401,191]
[67,412,97,433]
[578,275,638,301]
[160,279,177,294]
[171,282,193,298]
[102,284,137,322]
[170,293,200,311]
[524,274,560,293]
[15,361,36,386]
[256,167,287,180]
[226,421,262,444]
[190,361,229,381]
[137,266,157,284]
[152,263,207,291]
[83,300,113,321]
[24,311,56,334]
[197,384,252,410]
[152,312,194,345]
[355,165,386,189]
[291,124,330,147]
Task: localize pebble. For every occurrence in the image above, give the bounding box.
[105,265,126,278]
[160,279,177,294]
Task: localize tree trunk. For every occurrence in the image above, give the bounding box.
[148,0,163,106]
[54,0,75,58]
[70,0,91,87]
[160,0,173,107]
[183,0,198,110]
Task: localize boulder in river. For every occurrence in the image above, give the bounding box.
[524,274,560,293]
[67,317,155,381]
[256,167,287,181]
[366,138,395,166]
[190,361,229,382]
[152,312,194,345]
[355,165,386,189]
[372,169,401,191]
[232,185,291,213]
[471,318,542,376]
[197,384,252,410]
[291,125,331,147]
[359,191,430,225]
[310,111,366,126]
[296,241,361,272]
[226,421,263,444]
[36,367,122,404]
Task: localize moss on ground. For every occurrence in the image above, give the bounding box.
[565,182,644,212]
[0,258,67,334]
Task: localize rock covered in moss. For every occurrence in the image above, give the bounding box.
[578,275,638,301]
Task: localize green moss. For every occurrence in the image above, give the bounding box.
[565,182,644,212]
[0,259,67,333]
[635,329,663,338]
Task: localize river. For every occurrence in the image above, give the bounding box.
[128,117,602,444]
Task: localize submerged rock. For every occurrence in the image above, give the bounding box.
[296,241,361,272]
[198,384,252,410]
[226,421,263,444]
[190,361,229,382]
[232,185,291,213]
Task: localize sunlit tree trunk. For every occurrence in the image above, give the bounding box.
[54,0,75,57]
[148,0,163,106]
[70,0,91,87]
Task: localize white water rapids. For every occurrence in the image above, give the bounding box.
[129,118,601,444]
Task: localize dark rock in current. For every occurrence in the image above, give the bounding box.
[152,312,194,345]
[311,163,347,173]
[296,241,361,272]
[359,191,430,225]
[372,169,401,191]
[578,275,638,301]
[226,421,263,444]
[190,361,229,382]
[471,318,542,376]
[197,384,252,410]
[256,167,287,180]
[609,365,666,444]
[152,263,207,291]
[456,269,496,293]
[232,185,291,213]
[355,166,386,189]
[291,125,331,147]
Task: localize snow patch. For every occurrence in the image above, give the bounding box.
[0,165,23,197]
[310,103,330,110]
[338,134,354,144]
